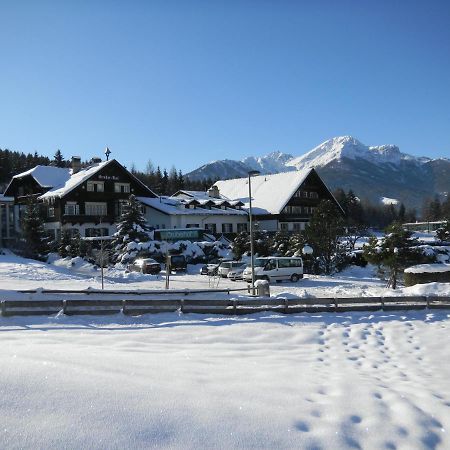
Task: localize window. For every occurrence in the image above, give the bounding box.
[85,227,109,237]
[293,222,302,231]
[222,223,233,233]
[205,223,217,233]
[85,202,107,216]
[48,207,55,218]
[87,181,104,192]
[186,224,200,228]
[310,192,318,199]
[64,203,79,215]
[114,182,130,193]
[280,222,289,231]
[66,228,80,238]
[237,223,248,233]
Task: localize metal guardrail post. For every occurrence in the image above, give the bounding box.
[62,300,67,315]
[122,299,126,314]
[0,300,5,316]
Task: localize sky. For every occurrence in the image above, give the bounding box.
[0,0,449,174]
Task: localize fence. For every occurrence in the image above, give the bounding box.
[0,289,449,316]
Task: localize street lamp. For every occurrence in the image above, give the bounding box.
[248,170,260,295]
[302,244,313,275]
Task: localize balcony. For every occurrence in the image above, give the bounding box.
[62,214,115,225]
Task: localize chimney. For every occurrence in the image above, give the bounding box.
[91,156,102,164]
[207,185,220,199]
[71,156,81,174]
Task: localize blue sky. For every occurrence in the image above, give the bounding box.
[1,0,449,173]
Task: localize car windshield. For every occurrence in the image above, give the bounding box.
[254,259,269,267]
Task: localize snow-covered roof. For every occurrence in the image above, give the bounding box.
[0,194,14,203]
[40,161,111,199]
[137,196,247,216]
[11,165,71,188]
[213,169,314,215]
[173,190,239,208]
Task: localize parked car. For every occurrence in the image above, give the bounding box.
[128,258,161,275]
[227,262,247,281]
[218,261,247,278]
[166,254,187,272]
[200,263,220,275]
[242,257,303,283]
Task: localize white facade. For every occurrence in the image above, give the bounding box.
[138,197,249,234]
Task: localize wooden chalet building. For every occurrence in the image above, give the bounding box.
[5,157,157,240]
[213,168,344,232]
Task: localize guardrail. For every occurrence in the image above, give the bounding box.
[0,293,449,316]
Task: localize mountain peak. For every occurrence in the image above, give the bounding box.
[286,136,409,170]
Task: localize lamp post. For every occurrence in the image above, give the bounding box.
[248,170,260,295]
[302,244,313,275]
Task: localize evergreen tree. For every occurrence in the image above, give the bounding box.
[53,149,65,168]
[58,230,72,258]
[270,231,290,256]
[363,222,430,289]
[111,195,151,264]
[161,169,169,195]
[304,200,346,274]
[21,199,50,260]
[436,221,450,242]
[232,231,250,260]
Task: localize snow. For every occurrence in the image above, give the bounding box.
[0,254,449,449]
[286,136,424,171]
[405,264,450,274]
[381,196,400,205]
[39,160,111,199]
[9,165,71,188]
[137,196,247,216]
[214,169,313,215]
[0,310,449,449]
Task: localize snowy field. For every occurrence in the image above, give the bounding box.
[1,311,449,449]
[0,254,449,449]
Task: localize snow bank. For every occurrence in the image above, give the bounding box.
[405,264,450,274]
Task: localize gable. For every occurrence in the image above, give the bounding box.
[40,159,156,199]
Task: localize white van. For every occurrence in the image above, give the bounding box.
[243,257,303,283]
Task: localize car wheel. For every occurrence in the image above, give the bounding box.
[290,274,299,282]
[262,276,270,282]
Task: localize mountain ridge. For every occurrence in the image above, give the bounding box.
[185,136,450,210]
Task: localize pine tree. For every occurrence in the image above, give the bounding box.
[363,222,430,289]
[53,149,65,168]
[21,199,50,260]
[436,221,450,242]
[304,200,346,274]
[270,231,290,256]
[58,230,72,258]
[232,231,250,260]
[111,195,151,264]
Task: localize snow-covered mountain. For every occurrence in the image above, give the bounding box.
[187,151,295,181]
[286,136,428,170]
[186,136,450,209]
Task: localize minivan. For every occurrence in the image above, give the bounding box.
[243,257,303,283]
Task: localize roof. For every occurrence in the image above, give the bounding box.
[11,165,71,188]
[0,194,14,203]
[40,161,111,199]
[137,196,248,216]
[213,169,314,215]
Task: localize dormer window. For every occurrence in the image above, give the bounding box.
[87,181,104,192]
